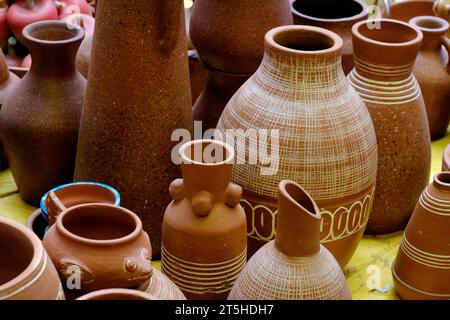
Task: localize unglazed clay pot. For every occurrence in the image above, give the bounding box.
[348,19,431,234]
[138,269,186,300]
[291,0,368,74]
[392,172,450,299]
[0,216,64,300]
[383,0,435,21]
[0,21,86,206]
[217,25,378,267]
[161,139,247,300]
[409,16,450,140]
[75,33,92,78]
[442,144,450,171]
[229,180,351,300]
[188,50,208,105]
[78,289,157,300]
[43,204,153,294]
[74,0,193,258]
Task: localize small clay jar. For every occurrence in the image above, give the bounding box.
[77,289,157,300]
[229,180,351,300]
[43,204,153,294]
[291,0,369,74]
[161,139,247,300]
[442,144,450,171]
[0,216,64,300]
[409,16,450,140]
[393,172,450,300]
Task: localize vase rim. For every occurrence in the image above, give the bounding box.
[433,172,450,190]
[279,180,321,220]
[409,15,449,34]
[291,0,368,23]
[77,288,156,300]
[22,20,85,46]
[179,139,235,167]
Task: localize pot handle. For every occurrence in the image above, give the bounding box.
[45,191,67,225]
[440,35,450,66]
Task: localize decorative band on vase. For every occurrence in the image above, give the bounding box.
[354,56,415,79]
[419,189,450,216]
[400,236,450,269]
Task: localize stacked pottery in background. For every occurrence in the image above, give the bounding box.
[189,0,293,131]
[161,140,247,300]
[74,0,193,257]
[229,181,351,300]
[349,19,431,234]
[392,172,450,299]
[0,21,86,206]
[410,16,450,140]
[291,0,369,74]
[217,25,378,267]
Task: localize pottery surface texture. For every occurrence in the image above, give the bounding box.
[77,288,157,300]
[0,21,86,206]
[74,0,193,257]
[409,16,450,140]
[43,204,153,293]
[349,19,431,234]
[443,144,450,171]
[393,172,450,299]
[0,216,64,300]
[140,268,186,300]
[161,140,247,300]
[229,181,351,300]
[217,25,378,267]
[292,0,369,74]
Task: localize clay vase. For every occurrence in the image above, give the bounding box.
[74,0,193,258]
[190,0,293,131]
[442,144,450,171]
[217,25,378,267]
[161,139,247,300]
[75,34,92,78]
[383,0,436,21]
[0,21,86,206]
[392,172,450,299]
[78,289,157,300]
[138,269,186,300]
[0,216,64,300]
[229,180,351,300]
[291,0,369,75]
[409,16,450,140]
[43,204,153,294]
[348,19,431,234]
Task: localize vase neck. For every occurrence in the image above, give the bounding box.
[0,50,9,84]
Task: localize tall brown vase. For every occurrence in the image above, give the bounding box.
[74,0,193,257]
[0,21,86,206]
[349,19,431,234]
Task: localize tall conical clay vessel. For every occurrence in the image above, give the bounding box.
[189,0,293,131]
[0,21,86,206]
[161,140,247,300]
[228,180,351,300]
[217,26,378,267]
[348,19,431,234]
[392,172,450,300]
[409,16,450,140]
[74,0,193,257]
[291,0,369,74]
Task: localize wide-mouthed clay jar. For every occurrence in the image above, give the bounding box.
[0,216,64,300]
[77,288,157,300]
[43,204,153,294]
[392,172,450,300]
[217,25,378,267]
[228,180,351,300]
[348,19,431,234]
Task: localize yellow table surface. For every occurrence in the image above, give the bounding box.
[1,130,449,300]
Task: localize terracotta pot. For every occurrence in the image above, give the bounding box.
[0,216,64,300]
[25,208,48,240]
[392,172,450,300]
[40,181,120,227]
[77,289,157,300]
[217,25,378,267]
[188,50,208,105]
[348,19,431,234]
[229,181,351,300]
[43,204,153,294]
[442,144,450,171]
[291,0,369,75]
[75,33,91,78]
[74,0,193,258]
[138,269,186,300]
[383,0,435,21]
[161,139,247,300]
[0,21,86,206]
[409,16,450,140]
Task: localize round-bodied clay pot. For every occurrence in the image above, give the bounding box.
[442,144,450,171]
[40,181,120,227]
[229,180,351,300]
[75,33,92,78]
[291,0,368,74]
[161,139,247,300]
[77,288,157,300]
[25,208,48,240]
[409,16,450,140]
[0,216,64,300]
[392,172,450,300]
[0,21,86,206]
[348,19,431,234]
[217,25,378,267]
[138,268,186,300]
[383,0,435,21]
[43,204,153,294]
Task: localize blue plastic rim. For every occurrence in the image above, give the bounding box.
[40,182,121,218]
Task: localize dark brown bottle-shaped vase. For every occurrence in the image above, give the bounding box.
[0,21,86,206]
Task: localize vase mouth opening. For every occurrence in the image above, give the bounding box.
[292,0,367,22]
[279,180,320,219]
[409,16,449,34]
[434,172,450,189]
[57,204,143,246]
[179,139,234,166]
[23,20,85,46]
